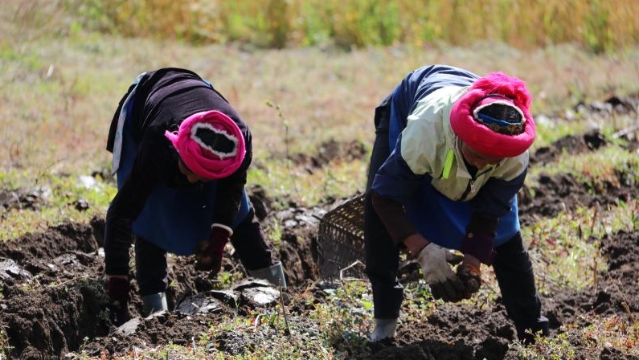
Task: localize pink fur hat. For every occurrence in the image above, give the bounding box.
[450,72,536,158]
[165,110,245,180]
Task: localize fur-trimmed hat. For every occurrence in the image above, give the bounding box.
[450,72,536,158]
[165,110,245,179]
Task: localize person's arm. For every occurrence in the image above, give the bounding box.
[193,125,251,273]
[371,144,430,254]
[470,167,527,230]
[104,135,167,275]
[455,166,527,300]
[213,159,249,227]
[371,191,432,258]
[460,167,527,266]
[474,169,527,215]
[370,192,418,244]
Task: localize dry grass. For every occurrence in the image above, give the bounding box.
[2,34,638,180]
[52,0,639,52]
[2,1,639,185]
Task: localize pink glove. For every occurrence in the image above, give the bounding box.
[195,224,232,273]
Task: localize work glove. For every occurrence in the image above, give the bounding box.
[459,232,496,265]
[416,243,465,302]
[107,276,130,326]
[456,262,482,299]
[195,223,232,274]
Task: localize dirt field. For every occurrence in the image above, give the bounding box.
[1,95,638,359]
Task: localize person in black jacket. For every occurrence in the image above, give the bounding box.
[104,67,286,324]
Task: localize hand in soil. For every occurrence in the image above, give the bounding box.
[417,244,466,302]
[194,225,230,273]
[109,301,131,326]
[456,263,482,299]
[107,277,131,326]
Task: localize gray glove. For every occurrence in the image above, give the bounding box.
[416,243,465,302]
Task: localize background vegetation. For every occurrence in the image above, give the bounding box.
[54,0,639,53]
[1,0,639,358]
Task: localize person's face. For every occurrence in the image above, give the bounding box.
[178,159,211,183]
[460,142,504,170]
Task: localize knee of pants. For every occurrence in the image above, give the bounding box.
[495,232,524,253]
[365,251,400,282]
[494,233,530,264]
[134,237,169,294]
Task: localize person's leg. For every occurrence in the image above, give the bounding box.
[135,236,169,314]
[230,206,273,270]
[135,236,169,295]
[229,207,285,286]
[365,191,403,320]
[493,232,549,343]
[365,96,403,339]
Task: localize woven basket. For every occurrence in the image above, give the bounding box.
[317,194,367,279]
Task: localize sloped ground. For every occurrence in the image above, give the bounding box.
[1,96,638,359]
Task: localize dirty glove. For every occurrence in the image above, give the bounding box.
[195,223,232,273]
[107,276,130,326]
[460,232,496,265]
[456,262,482,299]
[417,243,465,302]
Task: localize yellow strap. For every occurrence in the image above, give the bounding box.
[442,149,454,179]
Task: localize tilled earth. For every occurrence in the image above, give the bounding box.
[1,95,638,360]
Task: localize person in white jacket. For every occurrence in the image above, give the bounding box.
[365,64,549,343]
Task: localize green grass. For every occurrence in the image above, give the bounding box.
[523,196,639,293]
[514,317,639,358]
[529,145,639,189]
[0,170,115,241]
[249,157,368,209]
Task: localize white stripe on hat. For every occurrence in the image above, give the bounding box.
[190,122,239,159]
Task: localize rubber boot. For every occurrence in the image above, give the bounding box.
[517,315,550,344]
[249,262,287,288]
[142,292,168,316]
[369,318,398,342]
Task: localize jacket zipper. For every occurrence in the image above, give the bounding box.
[459,168,492,201]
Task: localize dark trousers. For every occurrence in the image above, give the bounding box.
[493,233,547,339]
[135,207,273,296]
[364,94,404,319]
[364,96,545,335]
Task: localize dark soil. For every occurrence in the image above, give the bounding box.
[1,98,638,360]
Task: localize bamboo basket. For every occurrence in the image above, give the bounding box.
[317,194,367,279]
